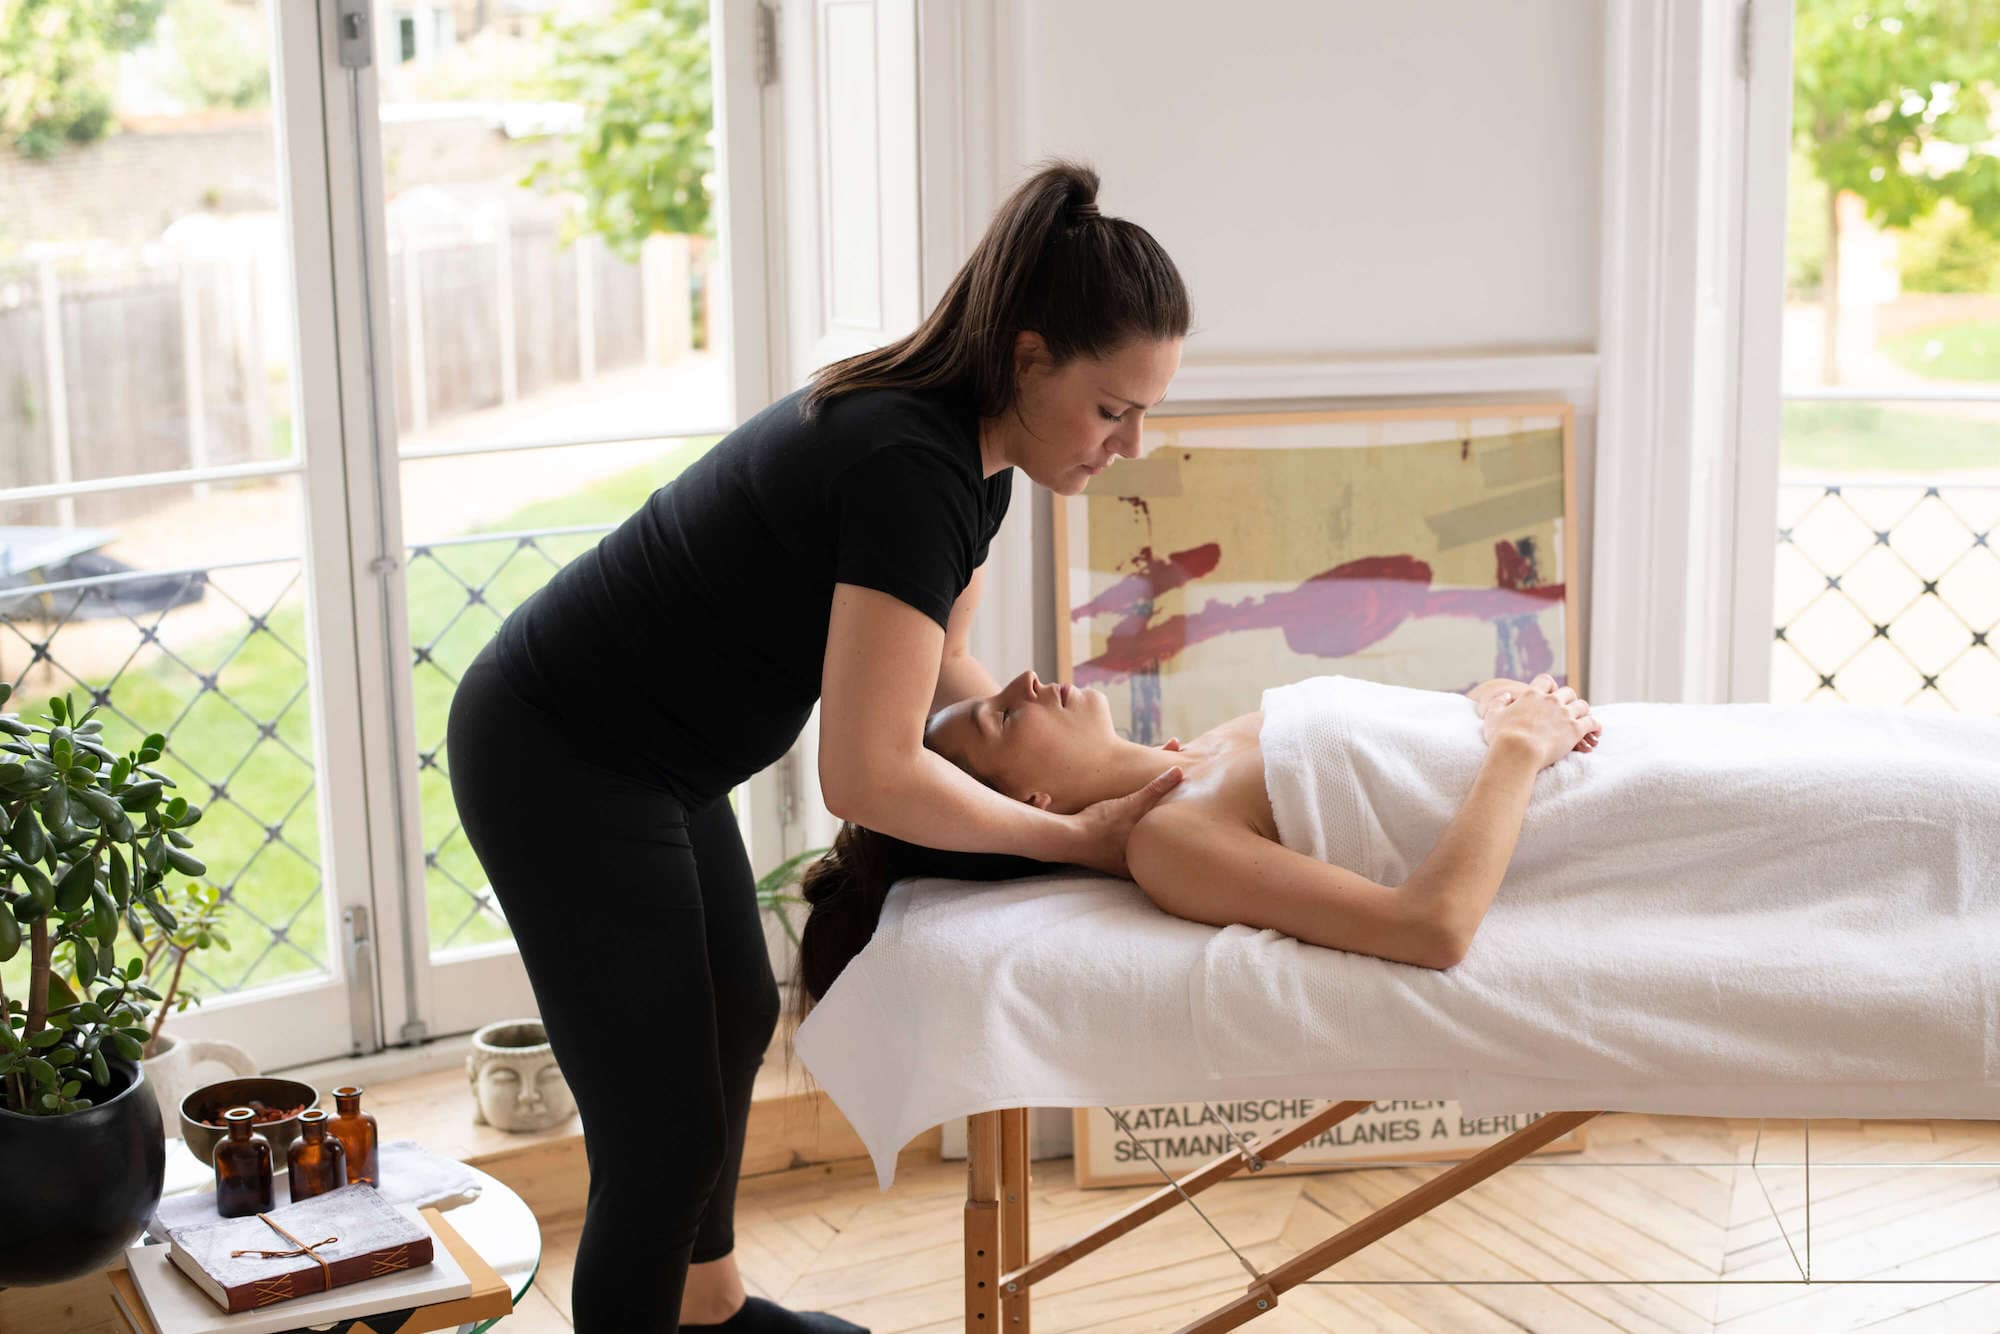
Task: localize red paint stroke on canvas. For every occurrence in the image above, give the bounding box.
[1071,542,1221,621]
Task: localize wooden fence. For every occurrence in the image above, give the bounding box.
[0,224,701,528]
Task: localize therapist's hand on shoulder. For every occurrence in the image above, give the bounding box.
[1062,766,1185,877]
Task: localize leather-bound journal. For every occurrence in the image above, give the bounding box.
[165,1184,440,1314]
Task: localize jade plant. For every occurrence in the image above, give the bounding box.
[139,878,231,1056]
[0,684,206,1115]
[755,847,829,947]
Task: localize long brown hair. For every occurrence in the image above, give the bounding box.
[801,158,1191,419]
[787,826,1051,1036]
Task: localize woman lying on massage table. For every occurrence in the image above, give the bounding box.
[795,669,1603,998]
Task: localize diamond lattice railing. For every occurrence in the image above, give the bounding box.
[1772,481,2000,714]
[0,557,327,996]
[0,519,622,996]
[403,524,611,953]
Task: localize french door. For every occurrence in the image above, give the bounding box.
[0,1,774,1067]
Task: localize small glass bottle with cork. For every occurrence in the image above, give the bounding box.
[287,1107,347,1200]
[213,1106,274,1218]
[327,1084,380,1187]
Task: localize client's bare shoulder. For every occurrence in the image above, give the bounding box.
[1130,710,1277,853]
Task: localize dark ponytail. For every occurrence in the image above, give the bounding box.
[785,825,1053,1038]
[801,158,1191,419]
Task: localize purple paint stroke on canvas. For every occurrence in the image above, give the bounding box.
[1073,539,1564,739]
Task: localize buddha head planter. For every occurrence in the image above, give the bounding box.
[466,1020,576,1133]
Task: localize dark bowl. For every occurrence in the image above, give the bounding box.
[179,1076,320,1167]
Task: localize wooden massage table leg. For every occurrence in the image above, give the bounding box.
[967,1101,1374,1331]
[966,1111,1002,1332]
[1173,1110,1603,1333]
[1000,1107,1031,1331]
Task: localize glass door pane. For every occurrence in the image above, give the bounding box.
[358,0,736,1028]
[0,2,369,1064]
[1774,2,2000,714]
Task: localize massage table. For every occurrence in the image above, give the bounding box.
[792,871,1998,1332]
[794,683,2000,1329]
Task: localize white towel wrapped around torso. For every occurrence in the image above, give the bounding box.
[795,678,2000,1190]
[1230,676,2000,1093]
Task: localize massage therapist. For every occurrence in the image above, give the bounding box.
[446,160,1190,1334]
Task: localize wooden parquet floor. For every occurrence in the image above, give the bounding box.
[523,1114,2000,1334]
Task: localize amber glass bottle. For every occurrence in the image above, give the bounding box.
[287,1108,347,1200]
[328,1085,380,1187]
[214,1106,275,1218]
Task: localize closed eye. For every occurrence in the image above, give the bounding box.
[1098,407,1128,422]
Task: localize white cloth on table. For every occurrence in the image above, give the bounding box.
[149,1138,485,1236]
[794,676,2000,1189]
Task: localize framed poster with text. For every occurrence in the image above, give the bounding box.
[1072,1098,1587,1189]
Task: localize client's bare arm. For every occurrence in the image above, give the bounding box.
[1128,689,1594,969]
[1395,731,1545,959]
[1129,809,1470,969]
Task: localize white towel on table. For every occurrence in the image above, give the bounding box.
[794,677,2000,1190]
[1230,675,2000,1092]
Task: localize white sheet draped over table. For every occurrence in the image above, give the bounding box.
[796,677,2000,1189]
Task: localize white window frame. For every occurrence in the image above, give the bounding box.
[1591,0,1792,706]
[9,0,787,1065]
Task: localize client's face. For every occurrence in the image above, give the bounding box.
[925,669,1120,813]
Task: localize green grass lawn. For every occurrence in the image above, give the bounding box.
[1882,321,2000,383]
[2,438,712,1007]
[1781,401,2000,473]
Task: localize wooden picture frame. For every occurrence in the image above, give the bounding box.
[1054,403,1581,746]
[1053,403,1583,1190]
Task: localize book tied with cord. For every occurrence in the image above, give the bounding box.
[166,1184,434,1313]
[111,1206,512,1334]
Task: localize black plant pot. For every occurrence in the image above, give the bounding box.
[0,1058,167,1286]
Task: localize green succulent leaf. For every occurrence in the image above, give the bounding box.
[44,973,78,1012]
[91,887,118,947]
[118,780,164,812]
[54,858,95,913]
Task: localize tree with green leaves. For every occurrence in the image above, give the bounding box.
[524,0,713,258]
[0,0,165,160]
[1794,0,2000,382]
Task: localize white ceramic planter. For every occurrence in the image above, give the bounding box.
[139,1032,258,1139]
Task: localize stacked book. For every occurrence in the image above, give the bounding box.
[110,1185,512,1334]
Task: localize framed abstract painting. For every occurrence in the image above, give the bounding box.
[1053,404,1579,744]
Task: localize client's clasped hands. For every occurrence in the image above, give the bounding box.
[1473,673,1602,769]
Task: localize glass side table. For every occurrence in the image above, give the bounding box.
[156,1136,543,1331]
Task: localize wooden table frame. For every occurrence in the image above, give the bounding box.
[963,1103,1602,1333]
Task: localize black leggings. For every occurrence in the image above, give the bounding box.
[446,642,780,1333]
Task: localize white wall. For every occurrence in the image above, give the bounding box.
[1011,0,1604,360]
[929,0,1610,1161]
[937,0,1607,687]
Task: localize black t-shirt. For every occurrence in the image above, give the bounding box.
[494,383,1013,804]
